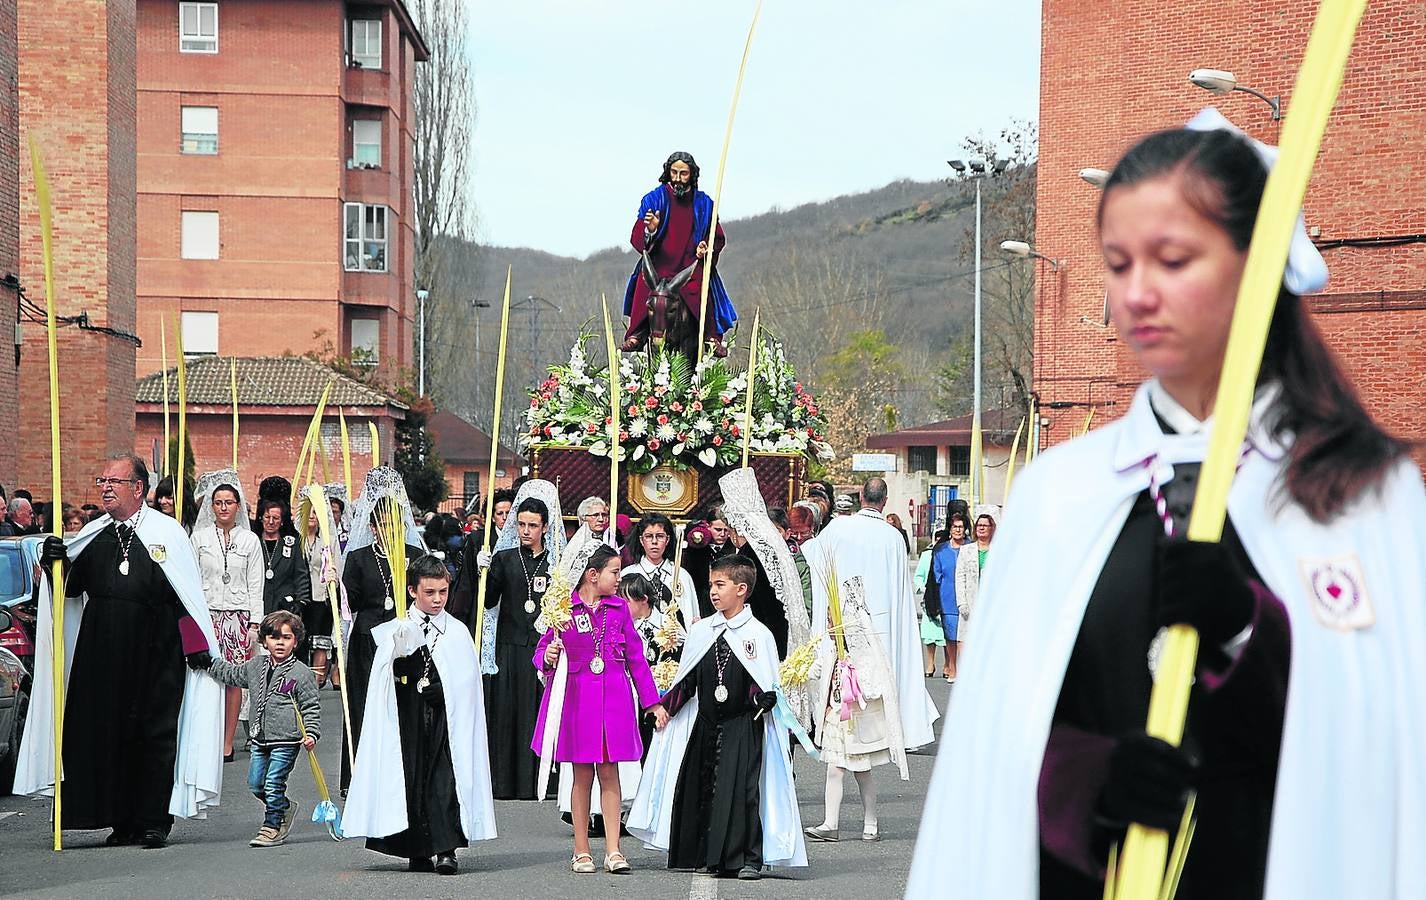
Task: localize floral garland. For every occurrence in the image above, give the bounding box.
[522,330,833,474]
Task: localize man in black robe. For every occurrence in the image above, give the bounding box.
[477,497,551,800]
[38,454,214,848]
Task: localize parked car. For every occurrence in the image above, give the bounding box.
[0,607,30,794]
[0,536,41,671]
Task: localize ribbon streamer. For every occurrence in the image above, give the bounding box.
[1113,1,1368,896]
[290,696,343,840]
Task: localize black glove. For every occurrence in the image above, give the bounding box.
[1096,731,1197,833]
[1157,538,1255,647]
[754,690,778,713]
[40,535,67,569]
[185,650,213,670]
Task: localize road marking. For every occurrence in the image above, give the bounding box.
[688,873,718,900]
[0,811,16,820]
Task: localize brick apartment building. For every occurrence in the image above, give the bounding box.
[0,0,17,493]
[17,0,139,503]
[134,0,428,380]
[1034,1,1426,451]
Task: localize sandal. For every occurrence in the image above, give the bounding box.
[571,852,597,874]
[604,852,632,874]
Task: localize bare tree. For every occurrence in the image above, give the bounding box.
[409,0,478,411]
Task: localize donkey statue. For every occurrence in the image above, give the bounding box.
[636,248,702,363]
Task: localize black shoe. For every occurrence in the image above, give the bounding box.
[224,752,235,763]
[140,828,168,849]
[408,857,435,873]
[104,828,140,847]
[738,866,763,881]
[434,852,458,875]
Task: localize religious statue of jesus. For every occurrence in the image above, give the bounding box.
[621,151,738,358]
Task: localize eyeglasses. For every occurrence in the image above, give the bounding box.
[95,477,140,487]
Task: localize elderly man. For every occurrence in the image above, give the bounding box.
[800,477,939,842]
[6,495,39,535]
[16,454,223,848]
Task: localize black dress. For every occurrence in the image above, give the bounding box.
[62,525,188,832]
[260,535,327,664]
[366,645,466,860]
[482,545,549,800]
[340,543,421,791]
[1038,463,1290,900]
[663,636,764,874]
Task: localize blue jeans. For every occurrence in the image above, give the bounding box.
[248,745,300,827]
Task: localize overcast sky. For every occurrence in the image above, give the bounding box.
[466,0,1041,258]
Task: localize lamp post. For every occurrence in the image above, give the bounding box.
[416,287,429,397]
[506,294,561,440]
[1078,167,1110,188]
[999,240,1061,271]
[1189,68,1281,120]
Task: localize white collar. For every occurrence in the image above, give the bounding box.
[1147,380,1210,436]
[118,507,145,530]
[640,558,670,575]
[1113,379,1288,473]
[408,607,449,635]
[713,606,754,632]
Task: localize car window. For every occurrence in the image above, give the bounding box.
[0,546,27,599]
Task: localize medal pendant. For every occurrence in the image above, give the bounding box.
[118,558,129,576]
[222,572,231,584]
[714,684,729,703]
[266,568,274,580]
[532,575,547,594]
[384,595,394,610]
[590,657,605,674]
[416,676,430,693]
[524,599,537,615]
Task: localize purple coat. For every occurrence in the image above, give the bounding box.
[531,593,661,763]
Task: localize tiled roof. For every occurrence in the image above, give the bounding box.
[135,356,407,409]
[865,407,1023,449]
[428,410,523,466]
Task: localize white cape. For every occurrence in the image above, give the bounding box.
[802,509,938,750]
[907,382,1426,899]
[16,512,225,818]
[343,609,497,842]
[627,607,807,867]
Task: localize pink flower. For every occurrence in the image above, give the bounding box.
[807,427,815,436]
[543,426,553,437]
[626,383,638,394]
[530,398,540,408]
[586,422,598,433]
[809,405,819,415]
[677,433,687,442]
[657,414,669,425]
[648,438,662,451]
[644,396,659,409]
[712,435,723,447]
[619,430,629,441]
[731,424,741,437]
[691,400,703,412]
[721,418,730,429]
[671,401,684,413]
[605,415,613,424]
[627,404,638,416]
[654,386,667,397]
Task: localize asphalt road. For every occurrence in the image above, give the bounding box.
[2,681,952,899]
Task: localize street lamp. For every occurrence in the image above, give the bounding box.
[1078,167,1110,188]
[1189,68,1281,120]
[416,287,430,397]
[1000,240,1060,271]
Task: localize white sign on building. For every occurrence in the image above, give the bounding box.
[852,452,898,472]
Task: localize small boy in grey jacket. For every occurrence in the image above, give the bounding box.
[202,609,321,847]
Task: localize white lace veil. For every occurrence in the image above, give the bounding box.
[345,466,423,554]
[718,468,813,654]
[323,482,354,535]
[481,479,567,673]
[194,469,252,535]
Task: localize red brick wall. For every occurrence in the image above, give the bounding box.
[0,0,18,491]
[17,0,138,502]
[136,0,420,380]
[1035,0,1426,450]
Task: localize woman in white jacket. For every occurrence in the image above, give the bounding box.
[952,507,997,645]
[191,469,265,760]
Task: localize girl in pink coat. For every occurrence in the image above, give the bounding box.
[533,544,665,875]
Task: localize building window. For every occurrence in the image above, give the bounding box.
[462,471,480,501]
[948,446,971,477]
[350,318,380,365]
[351,119,381,168]
[180,210,219,259]
[907,445,937,474]
[343,202,387,272]
[349,18,382,69]
[180,311,218,356]
[180,106,218,154]
[179,2,218,53]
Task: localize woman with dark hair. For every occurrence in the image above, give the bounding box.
[152,475,197,532]
[621,512,696,623]
[910,118,1426,900]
